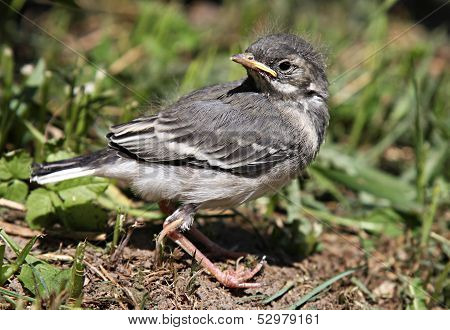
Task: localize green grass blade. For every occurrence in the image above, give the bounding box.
[351,277,376,302]
[22,119,46,144]
[111,213,125,254]
[0,287,35,303]
[421,183,440,248]
[69,241,86,301]
[288,268,357,310]
[0,244,4,269]
[14,236,38,267]
[431,261,449,306]
[315,147,419,211]
[286,179,304,225]
[407,278,427,310]
[0,244,5,280]
[0,229,40,264]
[302,207,402,235]
[412,69,426,205]
[262,281,295,305]
[0,235,38,285]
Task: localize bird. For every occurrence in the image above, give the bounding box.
[31,33,329,288]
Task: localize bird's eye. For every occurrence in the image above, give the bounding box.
[278,60,292,72]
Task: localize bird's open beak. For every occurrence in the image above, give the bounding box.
[231,53,277,78]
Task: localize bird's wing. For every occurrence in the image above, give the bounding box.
[107,96,295,176]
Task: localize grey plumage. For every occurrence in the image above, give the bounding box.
[31,33,329,211]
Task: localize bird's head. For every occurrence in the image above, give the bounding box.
[231,34,328,103]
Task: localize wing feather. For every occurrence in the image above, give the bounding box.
[107,86,296,176]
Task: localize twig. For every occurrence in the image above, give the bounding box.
[122,287,140,310]
[99,264,119,286]
[84,260,109,282]
[110,220,144,262]
[37,253,74,262]
[99,264,138,309]
[109,45,144,75]
[0,220,41,238]
[45,230,106,241]
[0,219,106,241]
[430,232,450,247]
[0,198,26,212]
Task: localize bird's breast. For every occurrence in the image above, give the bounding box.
[274,100,320,155]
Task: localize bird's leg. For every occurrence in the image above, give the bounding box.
[154,205,195,265]
[158,200,177,215]
[188,227,247,259]
[157,201,246,259]
[170,230,266,288]
[155,204,265,288]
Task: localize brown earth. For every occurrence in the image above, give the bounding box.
[1,208,422,310]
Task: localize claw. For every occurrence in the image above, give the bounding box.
[221,255,266,288]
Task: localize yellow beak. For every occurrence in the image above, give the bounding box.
[230,53,277,78]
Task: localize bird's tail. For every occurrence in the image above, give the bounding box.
[30,149,114,185]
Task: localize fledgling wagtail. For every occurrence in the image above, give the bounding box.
[31,33,329,288]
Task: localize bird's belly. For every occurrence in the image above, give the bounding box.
[126,160,300,209]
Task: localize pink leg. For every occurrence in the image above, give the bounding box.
[188,226,247,259]
[158,201,246,259]
[155,218,184,266]
[155,206,265,288]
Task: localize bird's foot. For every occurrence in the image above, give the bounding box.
[215,256,266,288]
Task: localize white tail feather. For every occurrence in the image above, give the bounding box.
[31,167,96,185]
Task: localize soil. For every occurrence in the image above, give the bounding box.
[0,209,418,310]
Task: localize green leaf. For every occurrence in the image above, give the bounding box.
[0,230,71,298]
[0,182,6,196]
[25,188,59,229]
[48,0,80,9]
[6,151,33,179]
[60,203,108,231]
[26,178,108,231]
[51,177,109,231]
[18,263,71,298]
[25,58,46,87]
[0,158,12,180]
[55,177,109,205]
[45,150,76,163]
[0,179,29,202]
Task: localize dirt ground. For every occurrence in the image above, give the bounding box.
[1,206,421,310]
